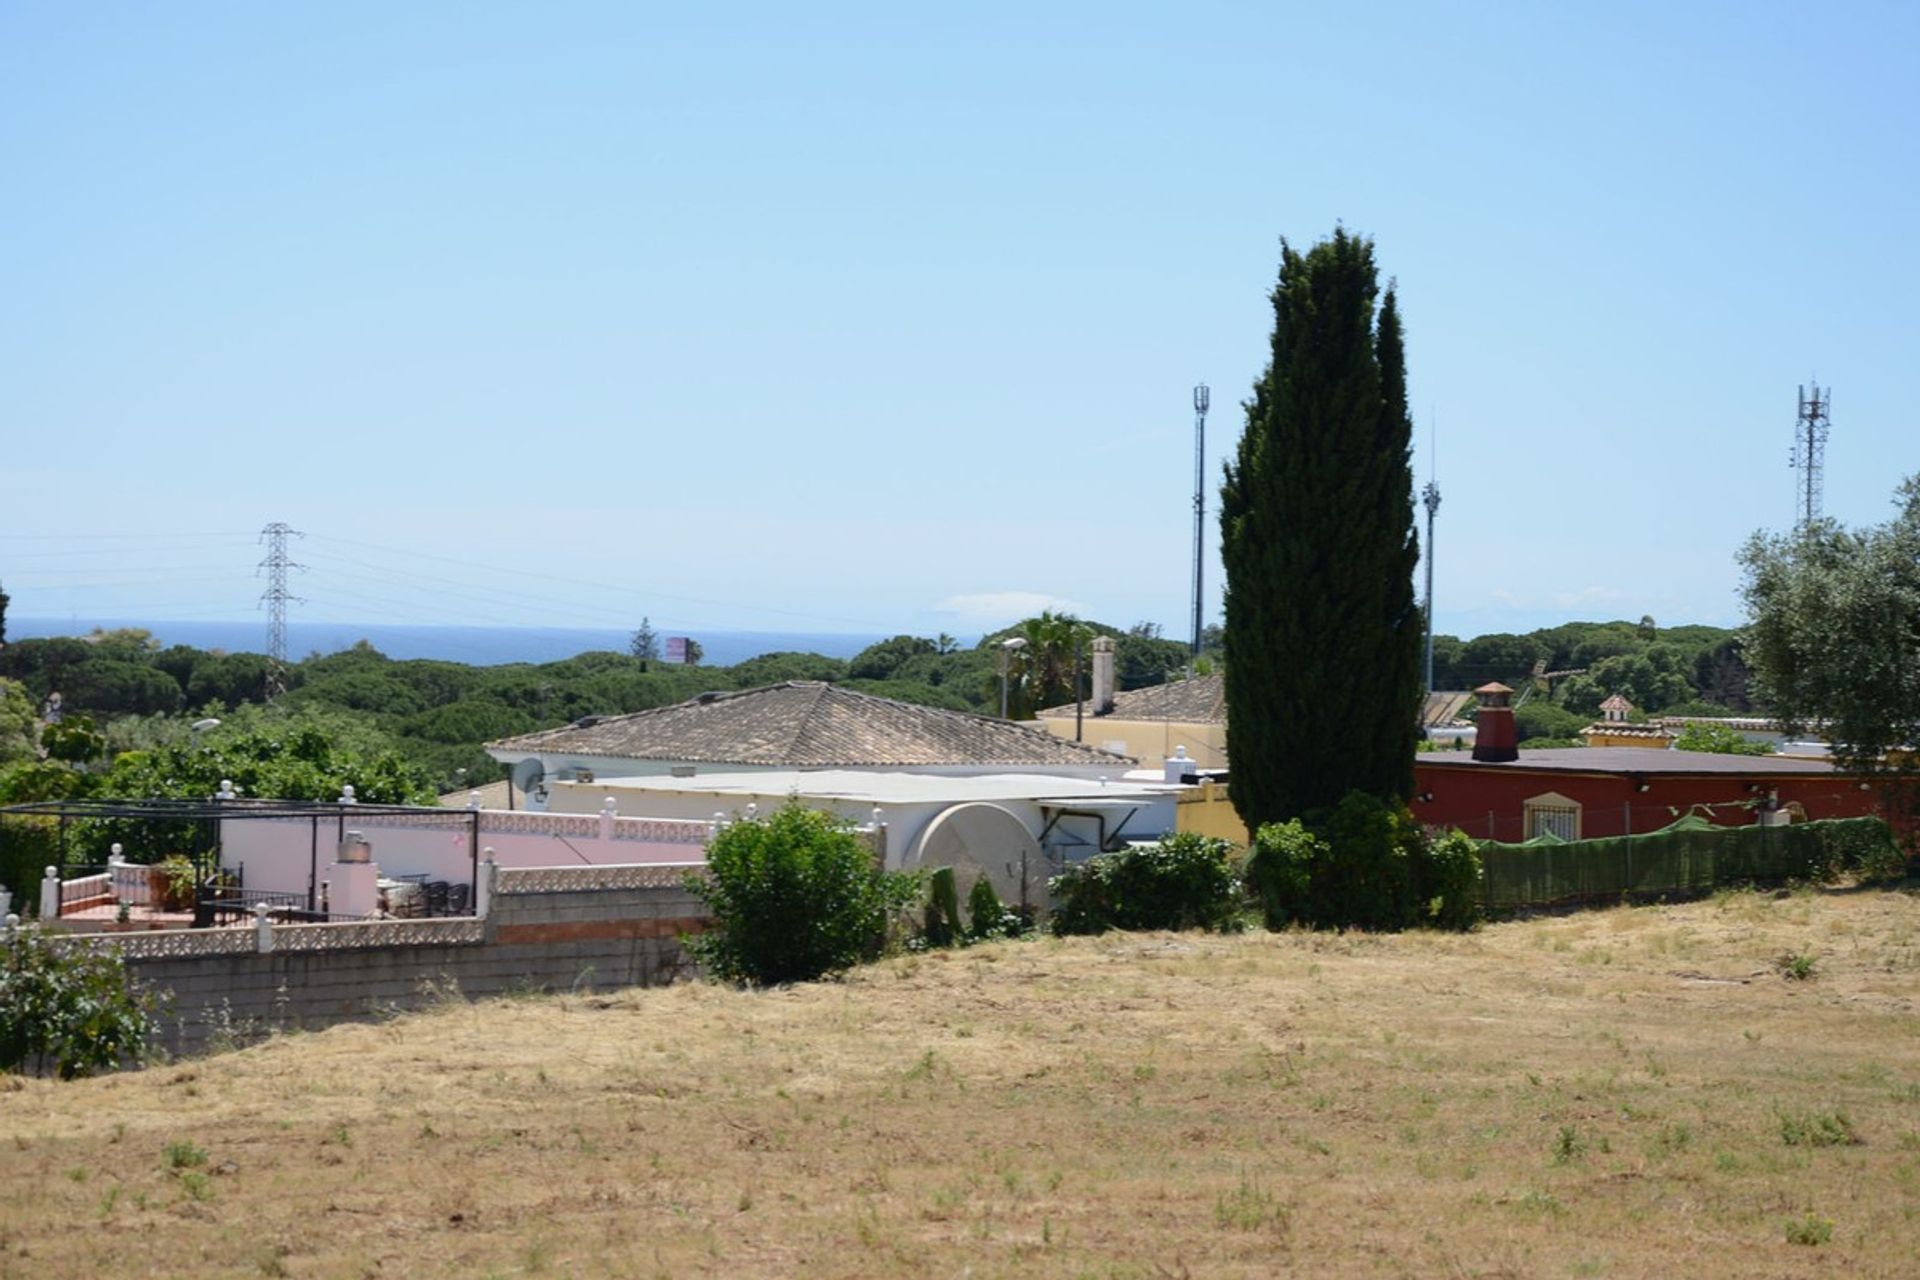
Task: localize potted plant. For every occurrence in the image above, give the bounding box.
[148,857,198,913]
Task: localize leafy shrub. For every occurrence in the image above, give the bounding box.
[1806,816,1907,883]
[923,866,962,948]
[1415,829,1483,930]
[1672,722,1774,755]
[151,856,198,913]
[1243,819,1319,930]
[1049,832,1243,936]
[1246,792,1479,932]
[685,805,913,985]
[0,924,155,1078]
[964,876,1030,940]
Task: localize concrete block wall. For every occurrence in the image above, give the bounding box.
[130,881,710,1055]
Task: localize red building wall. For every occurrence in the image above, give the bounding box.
[1413,761,1879,844]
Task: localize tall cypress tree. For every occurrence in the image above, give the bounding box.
[1220,230,1423,831]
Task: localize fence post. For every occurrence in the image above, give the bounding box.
[40,866,59,919]
[254,904,274,954]
[1624,803,1633,893]
[476,848,496,919]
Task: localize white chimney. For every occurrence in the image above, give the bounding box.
[1090,636,1116,714]
[1163,745,1194,784]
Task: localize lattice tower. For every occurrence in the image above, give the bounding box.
[257,522,305,696]
[1791,381,1830,529]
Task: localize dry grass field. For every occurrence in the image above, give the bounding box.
[4,885,1920,1278]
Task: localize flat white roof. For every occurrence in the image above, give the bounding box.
[550,769,1172,807]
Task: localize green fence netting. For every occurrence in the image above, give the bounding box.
[1476,815,1898,910]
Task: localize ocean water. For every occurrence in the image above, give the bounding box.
[9,618,890,667]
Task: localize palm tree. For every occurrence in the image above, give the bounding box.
[1004,612,1091,718]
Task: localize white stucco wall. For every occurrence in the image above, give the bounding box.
[216,809,711,905]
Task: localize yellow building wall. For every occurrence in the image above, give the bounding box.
[1175,781,1250,845]
[1582,728,1675,748]
[1035,715,1229,770]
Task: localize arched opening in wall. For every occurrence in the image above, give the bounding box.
[1522,791,1582,842]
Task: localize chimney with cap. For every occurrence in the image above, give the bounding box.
[1090,636,1116,715]
[1471,682,1519,763]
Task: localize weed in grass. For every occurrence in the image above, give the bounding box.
[1777,1108,1860,1148]
[163,1141,207,1170]
[1783,1212,1833,1246]
[65,1166,87,1183]
[1214,1172,1286,1233]
[96,1187,119,1219]
[108,1122,125,1144]
[178,1170,214,1202]
[1654,1122,1693,1155]
[1553,1126,1587,1165]
[325,1124,352,1148]
[1777,952,1818,981]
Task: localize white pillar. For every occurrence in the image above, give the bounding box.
[476,847,497,919]
[600,796,617,842]
[327,858,380,918]
[40,866,60,920]
[254,904,275,953]
[467,790,482,810]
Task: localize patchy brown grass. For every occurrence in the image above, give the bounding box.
[4,885,1920,1278]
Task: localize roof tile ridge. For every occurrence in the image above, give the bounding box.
[776,681,832,762]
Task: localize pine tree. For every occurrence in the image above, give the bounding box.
[629,617,660,662]
[1220,230,1423,831]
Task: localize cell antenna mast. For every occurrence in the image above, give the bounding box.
[1190,382,1210,657]
[257,521,306,697]
[1791,380,1830,530]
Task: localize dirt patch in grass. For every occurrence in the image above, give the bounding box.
[3,886,1919,1277]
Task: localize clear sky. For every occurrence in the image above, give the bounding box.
[3,1,1915,645]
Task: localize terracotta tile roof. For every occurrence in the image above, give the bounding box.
[438,779,513,809]
[488,682,1134,768]
[1581,722,1672,740]
[1036,674,1226,725]
[1415,747,1847,776]
[1599,694,1635,713]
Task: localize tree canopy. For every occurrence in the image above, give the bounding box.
[1741,476,1920,772]
[1220,229,1422,827]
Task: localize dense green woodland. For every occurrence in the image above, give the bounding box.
[0,620,1196,800]
[0,617,1754,800]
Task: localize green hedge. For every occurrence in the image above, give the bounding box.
[1477,815,1904,910]
[1048,832,1244,935]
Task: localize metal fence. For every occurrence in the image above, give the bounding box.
[1477,815,1897,910]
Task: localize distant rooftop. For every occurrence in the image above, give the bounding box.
[1416,747,1848,776]
[489,682,1135,768]
[553,769,1166,807]
[1037,674,1225,725]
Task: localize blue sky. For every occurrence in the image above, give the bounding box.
[3,1,1915,645]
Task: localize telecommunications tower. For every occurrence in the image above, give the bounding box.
[257,522,305,697]
[1791,381,1830,530]
[1190,382,1209,657]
